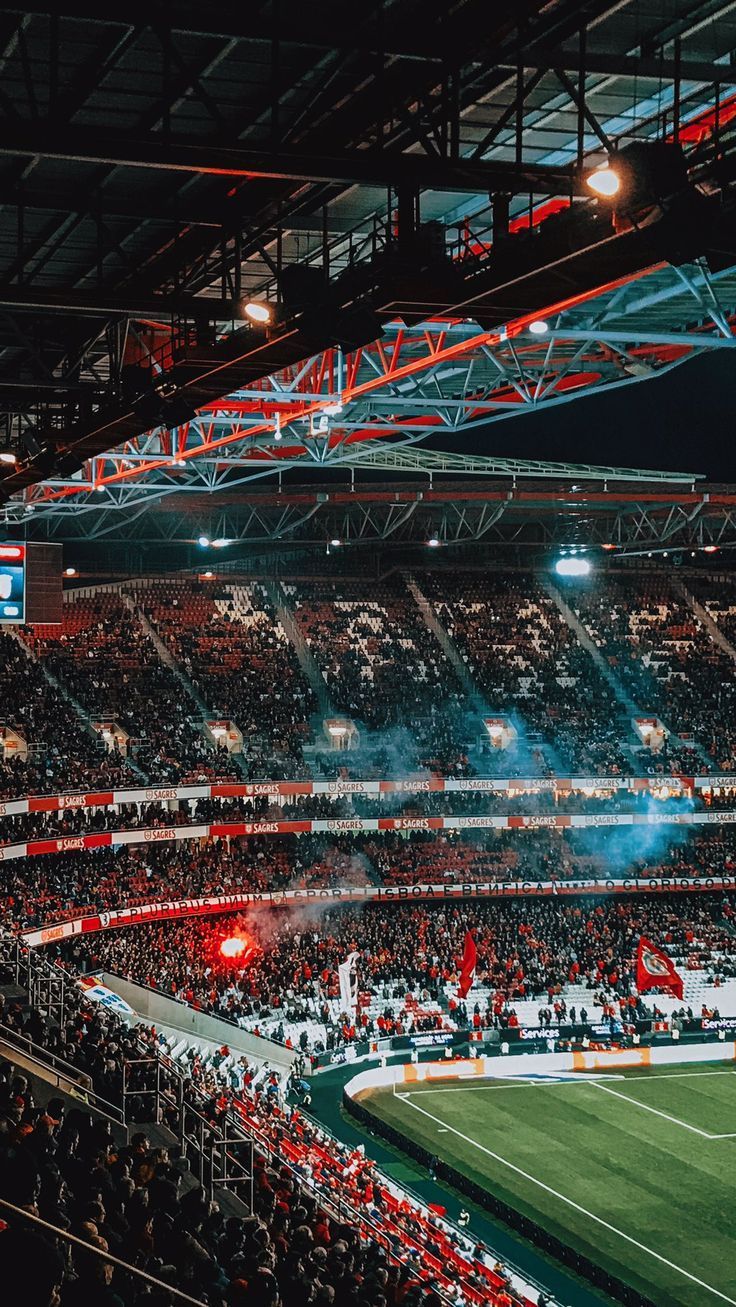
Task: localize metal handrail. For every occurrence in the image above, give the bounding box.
[0,1020,126,1128]
[0,1199,206,1306]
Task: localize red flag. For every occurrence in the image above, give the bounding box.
[457,931,477,999]
[636,936,684,1001]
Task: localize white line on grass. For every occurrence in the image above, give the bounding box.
[400,1093,736,1306]
[589,1080,719,1138]
[411,1069,736,1094]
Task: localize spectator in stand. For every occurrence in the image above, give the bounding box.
[63,891,736,1055]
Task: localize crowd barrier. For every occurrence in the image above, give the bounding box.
[2,771,735,817]
[94,970,297,1071]
[5,806,736,865]
[21,872,736,946]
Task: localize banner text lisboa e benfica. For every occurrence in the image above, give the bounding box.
[22,873,736,947]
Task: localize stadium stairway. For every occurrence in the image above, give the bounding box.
[542,579,640,720]
[7,625,148,782]
[266,580,335,724]
[674,578,736,663]
[123,593,210,719]
[404,573,491,719]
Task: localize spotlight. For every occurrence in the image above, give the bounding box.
[528,319,549,335]
[703,545,718,553]
[197,535,210,548]
[172,457,186,468]
[586,162,620,197]
[427,536,440,548]
[64,567,77,577]
[330,538,341,548]
[601,543,616,551]
[202,570,214,579]
[211,538,229,549]
[0,450,16,465]
[243,300,271,324]
[555,556,591,577]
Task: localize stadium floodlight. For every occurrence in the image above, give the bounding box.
[0,449,16,465]
[427,536,440,547]
[64,567,77,577]
[528,319,549,335]
[586,162,620,197]
[330,538,341,548]
[243,300,271,324]
[211,538,229,548]
[197,535,210,548]
[555,556,591,577]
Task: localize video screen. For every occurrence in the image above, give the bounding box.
[0,543,26,622]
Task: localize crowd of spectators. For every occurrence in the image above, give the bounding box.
[8,570,736,806]
[9,778,736,849]
[421,572,630,776]
[141,582,316,780]
[24,595,241,785]
[4,820,736,934]
[290,577,473,776]
[0,957,539,1306]
[0,631,129,799]
[65,891,736,1054]
[572,575,736,772]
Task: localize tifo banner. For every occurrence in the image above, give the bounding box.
[21,873,736,947]
[5,809,736,864]
[1,772,734,818]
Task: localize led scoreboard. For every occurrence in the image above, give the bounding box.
[0,543,26,621]
[0,542,62,624]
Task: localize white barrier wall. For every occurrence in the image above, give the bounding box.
[344,1040,736,1101]
[97,971,297,1071]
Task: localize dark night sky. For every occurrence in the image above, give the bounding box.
[457,350,735,482]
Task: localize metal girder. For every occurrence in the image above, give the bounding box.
[0,124,581,196]
[12,253,736,523]
[24,483,736,559]
[337,445,699,484]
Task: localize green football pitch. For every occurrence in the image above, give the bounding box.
[362,1062,736,1307]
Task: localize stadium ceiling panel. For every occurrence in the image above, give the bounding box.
[0,2,735,533]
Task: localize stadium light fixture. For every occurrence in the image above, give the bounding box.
[703,545,718,553]
[197,535,210,548]
[211,538,229,549]
[427,536,440,548]
[330,538,341,548]
[528,319,549,335]
[243,300,271,324]
[202,570,214,579]
[64,567,77,577]
[555,556,591,577]
[0,449,16,465]
[586,162,620,197]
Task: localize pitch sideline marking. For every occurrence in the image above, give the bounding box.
[589,1080,720,1138]
[410,1069,736,1094]
[399,1094,736,1306]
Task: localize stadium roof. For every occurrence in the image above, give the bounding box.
[1,2,736,557]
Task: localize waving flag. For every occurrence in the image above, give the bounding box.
[338,950,359,1014]
[457,931,477,999]
[636,937,684,1001]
